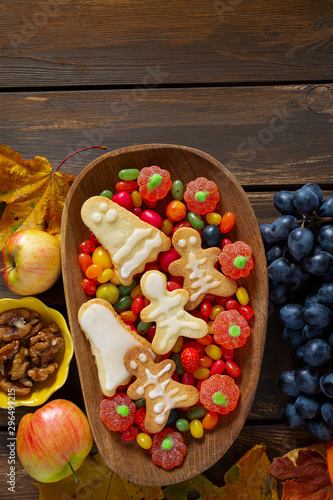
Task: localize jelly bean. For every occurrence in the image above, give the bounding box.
[236,287,249,305]
[131,190,143,207]
[182,341,205,355]
[113,295,133,312]
[172,353,186,376]
[119,168,140,181]
[197,334,213,346]
[206,212,221,225]
[161,218,173,235]
[221,346,235,360]
[135,398,146,408]
[115,180,137,192]
[172,336,183,353]
[167,281,182,292]
[79,240,95,253]
[81,278,96,295]
[166,409,178,426]
[132,207,142,217]
[209,305,224,320]
[137,320,152,335]
[187,211,204,230]
[144,198,158,209]
[99,189,113,199]
[136,433,152,449]
[140,209,163,229]
[187,405,208,420]
[86,264,103,279]
[172,373,180,382]
[112,191,133,210]
[119,310,137,323]
[220,212,235,233]
[222,238,232,248]
[205,344,222,360]
[216,295,233,306]
[130,284,142,298]
[171,180,184,201]
[97,268,113,283]
[203,293,216,302]
[96,283,119,304]
[110,272,121,285]
[201,224,223,247]
[165,200,187,222]
[225,360,241,377]
[239,304,254,320]
[144,261,161,272]
[159,248,179,272]
[200,301,213,318]
[121,425,139,442]
[172,221,191,233]
[176,418,190,432]
[211,359,225,375]
[143,297,150,308]
[127,324,139,334]
[206,321,213,335]
[202,411,219,430]
[190,419,204,438]
[199,354,214,368]
[131,296,144,314]
[118,279,137,297]
[89,231,100,245]
[92,246,113,269]
[182,372,195,385]
[193,366,210,380]
[226,299,240,311]
[79,252,92,273]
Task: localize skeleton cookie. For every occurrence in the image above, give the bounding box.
[169,227,237,310]
[124,346,199,433]
[81,196,171,286]
[140,270,208,354]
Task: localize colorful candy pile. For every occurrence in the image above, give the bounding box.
[77,166,254,470]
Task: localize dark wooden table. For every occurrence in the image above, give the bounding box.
[1,1,333,497]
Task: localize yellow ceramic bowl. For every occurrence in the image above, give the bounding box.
[0,297,74,408]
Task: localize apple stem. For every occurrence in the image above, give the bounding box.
[69,462,80,483]
[0,265,11,273]
[53,146,107,172]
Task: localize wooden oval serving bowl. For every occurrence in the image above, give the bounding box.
[61,144,268,486]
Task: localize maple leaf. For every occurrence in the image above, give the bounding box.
[35,452,164,500]
[0,144,75,250]
[269,443,333,500]
[163,444,279,500]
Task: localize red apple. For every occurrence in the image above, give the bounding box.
[17,399,93,483]
[2,229,61,295]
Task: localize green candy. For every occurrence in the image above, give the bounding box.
[233,255,248,269]
[172,353,186,376]
[118,169,140,180]
[171,180,184,201]
[113,295,133,312]
[186,405,208,420]
[135,398,146,409]
[118,279,137,297]
[147,173,163,192]
[137,320,152,335]
[176,418,190,432]
[99,189,113,199]
[116,404,129,417]
[187,211,205,230]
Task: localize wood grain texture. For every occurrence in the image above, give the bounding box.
[1,86,333,187]
[1,0,333,87]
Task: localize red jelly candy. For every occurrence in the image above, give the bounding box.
[99,393,136,431]
[211,359,225,375]
[150,428,187,470]
[131,296,144,314]
[81,278,96,295]
[219,241,254,279]
[121,425,139,442]
[166,281,182,292]
[112,191,133,210]
[137,165,172,202]
[212,310,251,349]
[226,299,240,311]
[79,240,95,253]
[199,374,240,414]
[180,347,200,373]
[134,407,153,435]
[89,231,100,245]
[225,360,241,378]
[159,248,180,272]
[184,177,220,215]
[115,180,137,192]
[140,209,163,229]
[79,252,92,273]
[239,305,254,320]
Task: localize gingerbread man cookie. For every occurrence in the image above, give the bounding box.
[124,346,199,433]
[169,227,237,310]
[81,196,171,286]
[140,270,208,354]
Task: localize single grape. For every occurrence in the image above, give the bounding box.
[317,283,333,308]
[304,294,319,307]
[296,344,306,364]
[302,251,333,276]
[280,303,305,330]
[302,338,331,368]
[279,371,302,397]
[295,393,320,419]
[317,225,333,255]
[302,303,332,329]
[267,258,296,282]
[273,190,295,214]
[293,187,320,213]
[302,325,325,341]
[281,401,307,429]
[269,281,292,305]
[318,196,333,217]
[294,366,321,395]
[287,227,314,263]
[308,416,333,441]
[283,327,304,348]
[266,245,283,264]
[260,223,280,249]
[303,183,323,203]
[271,215,299,242]
[321,400,333,426]
[320,373,333,398]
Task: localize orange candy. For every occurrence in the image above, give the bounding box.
[165,200,187,222]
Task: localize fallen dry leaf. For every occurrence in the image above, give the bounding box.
[0,144,75,250]
[164,444,279,499]
[270,443,333,499]
[35,452,163,500]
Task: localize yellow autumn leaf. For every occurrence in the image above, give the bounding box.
[0,144,75,250]
[35,452,164,500]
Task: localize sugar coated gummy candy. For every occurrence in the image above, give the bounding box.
[212,309,251,349]
[199,374,240,414]
[99,393,136,432]
[219,241,254,279]
[184,177,220,215]
[150,428,187,469]
[137,165,172,202]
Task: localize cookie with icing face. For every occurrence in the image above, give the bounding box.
[169,227,237,310]
[124,345,199,433]
[140,270,208,354]
[81,196,171,286]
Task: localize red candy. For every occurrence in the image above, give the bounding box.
[79,252,92,273]
[182,372,195,385]
[225,360,241,378]
[112,191,133,210]
[159,248,180,272]
[121,425,139,442]
[222,238,232,248]
[172,221,191,234]
[199,374,240,414]
[219,241,254,280]
[81,278,96,295]
[200,301,213,318]
[184,177,220,215]
[115,180,137,192]
[99,393,136,431]
[150,428,187,469]
[79,239,95,253]
[134,407,153,435]
[211,359,225,375]
[219,212,235,233]
[89,231,100,245]
[226,299,240,311]
[140,209,163,229]
[165,200,187,222]
[131,296,144,315]
[137,165,172,202]
[212,310,251,350]
[239,305,254,320]
[166,280,182,292]
[180,347,200,373]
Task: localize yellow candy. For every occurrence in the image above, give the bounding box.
[209,305,224,320]
[92,246,113,269]
[136,432,152,449]
[205,344,222,360]
[161,218,173,235]
[207,321,214,334]
[110,270,121,285]
[193,367,210,380]
[130,284,143,298]
[172,336,183,353]
[131,190,143,207]
[97,268,113,283]
[190,419,204,438]
[206,212,221,225]
[236,286,249,305]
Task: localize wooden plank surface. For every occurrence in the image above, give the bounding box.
[1,86,333,188]
[1,0,333,87]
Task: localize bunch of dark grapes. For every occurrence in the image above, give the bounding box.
[260,183,333,441]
